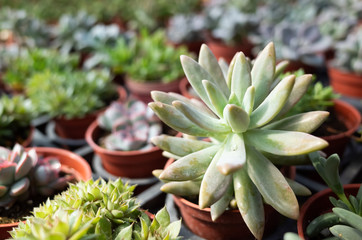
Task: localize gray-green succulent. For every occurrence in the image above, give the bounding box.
[149,42,329,239]
[10,178,182,240]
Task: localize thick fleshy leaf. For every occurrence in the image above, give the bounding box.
[251,42,276,107]
[151,135,212,157]
[226,54,238,88]
[273,60,289,82]
[0,185,8,197]
[261,151,311,165]
[155,206,170,227]
[223,104,250,133]
[160,145,219,181]
[285,178,311,196]
[0,164,15,185]
[241,86,255,115]
[180,55,217,112]
[333,207,362,232]
[276,74,313,118]
[231,52,252,104]
[329,225,362,239]
[160,180,201,196]
[199,147,232,209]
[210,183,233,221]
[173,100,231,133]
[9,177,30,197]
[218,58,229,79]
[199,44,230,97]
[216,133,246,175]
[245,129,328,155]
[202,80,228,118]
[263,111,329,133]
[115,224,133,240]
[246,146,299,219]
[249,75,295,129]
[149,102,210,137]
[165,220,182,238]
[234,167,264,240]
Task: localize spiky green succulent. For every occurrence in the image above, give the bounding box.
[10,179,181,240]
[149,42,329,240]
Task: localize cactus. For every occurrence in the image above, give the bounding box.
[149,43,329,240]
[98,98,162,151]
[10,179,182,240]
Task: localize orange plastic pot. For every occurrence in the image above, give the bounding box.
[297,184,360,240]
[0,147,92,239]
[85,120,167,178]
[328,66,362,99]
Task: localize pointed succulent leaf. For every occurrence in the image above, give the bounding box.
[160,179,201,196]
[159,145,219,181]
[274,60,289,81]
[172,100,231,133]
[333,207,362,232]
[276,74,313,118]
[223,104,250,133]
[202,80,228,118]
[245,129,328,156]
[285,178,311,196]
[151,135,212,157]
[115,224,133,240]
[246,146,299,219]
[228,92,241,106]
[330,225,362,239]
[251,42,276,107]
[216,133,246,175]
[261,151,311,165]
[155,206,170,228]
[218,58,229,78]
[210,183,233,221]
[264,111,329,133]
[149,102,210,137]
[9,177,30,197]
[231,52,252,104]
[241,86,255,115]
[249,75,295,129]
[234,167,264,240]
[180,55,216,112]
[199,44,230,97]
[199,147,232,209]
[165,219,182,238]
[226,54,237,87]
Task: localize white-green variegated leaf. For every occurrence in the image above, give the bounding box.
[226,54,237,88]
[245,129,329,155]
[199,147,232,209]
[231,52,252,104]
[273,60,289,83]
[159,145,219,181]
[223,104,250,133]
[210,183,233,221]
[241,86,255,115]
[251,42,276,107]
[249,75,295,129]
[199,44,230,97]
[160,180,201,196]
[202,80,228,118]
[234,167,264,240]
[218,58,229,79]
[151,135,213,157]
[263,111,329,133]
[246,146,299,219]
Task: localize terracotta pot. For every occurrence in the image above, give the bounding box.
[0,147,92,239]
[206,37,254,63]
[319,99,361,157]
[165,158,296,240]
[328,66,362,99]
[125,77,182,103]
[178,77,200,100]
[85,120,167,178]
[297,184,360,240]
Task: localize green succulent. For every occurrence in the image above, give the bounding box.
[0,95,35,148]
[10,178,182,240]
[149,43,329,239]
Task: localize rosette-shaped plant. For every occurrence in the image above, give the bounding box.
[98,98,162,151]
[0,143,36,208]
[149,43,329,239]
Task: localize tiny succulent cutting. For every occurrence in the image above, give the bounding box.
[10,178,182,240]
[98,97,162,151]
[0,144,76,209]
[149,43,329,239]
[306,152,362,239]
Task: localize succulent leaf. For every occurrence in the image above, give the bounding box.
[285,178,312,196]
[231,52,252,104]
[9,177,30,197]
[223,104,250,133]
[210,183,233,221]
[202,80,228,118]
[274,60,289,81]
[241,86,255,115]
[160,180,201,196]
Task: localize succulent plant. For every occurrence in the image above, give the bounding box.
[331,26,362,74]
[306,152,362,239]
[98,98,162,151]
[0,95,36,148]
[149,43,329,239]
[10,178,182,240]
[0,144,36,208]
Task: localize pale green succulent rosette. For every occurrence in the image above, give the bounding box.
[149,42,329,240]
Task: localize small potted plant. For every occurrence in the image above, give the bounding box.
[86,97,168,179]
[108,29,191,103]
[0,95,36,148]
[9,178,182,239]
[26,68,118,140]
[149,43,329,239]
[0,143,92,238]
[298,152,362,239]
[328,26,362,99]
